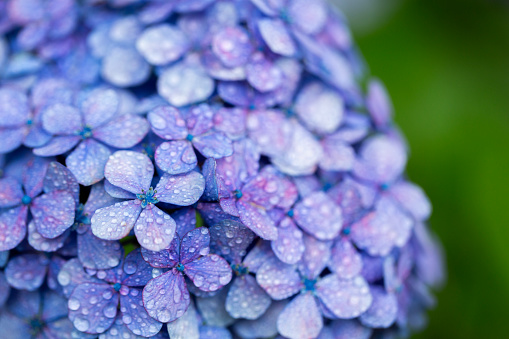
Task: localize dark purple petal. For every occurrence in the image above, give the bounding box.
[389,181,432,221]
[28,220,69,252]
[196,288,234,327]
[101,46,151,88]
[43,161,80,205]
[359,286,398,328]
[193,132,233,159]
[78,229,122,270]
[180,227,210,265]
[0,206,28,251]
[167,300,200,338]
[200,326,232,339]
[143,270,190,323]
[104,179,136,199]
[147,105,188,141]
[297,234,332,280]
[86,182,123,215]
[329,238,362,279]
[154,140,197,175]
[329,320,373,339]
[122,249,154,287]
[320,137,355,171]
[271,217,304,264]
[66,139,111,186]
[5,254,48,291]
[135,204,176,251]
[184,254,232,291]
[0,271,10,307]
[57,258,101,298]
[91,200,142,240]
[172,207,197,236]
[32,190,75,238]
[226,275,271,319]
[68,283,119,334]
[0,127,25,154]
[257,19,296,56]
[246,52,282,93]
[136,24,190,66]
[233,300,288,339]
[155,171,205,206]
[104,151,154,194]
[23,157,49,198]
[315,275,372,319]
[367,79,393,128]
[120,289,163,336]
[209,219,255,264]
[33,135,81,156]
[93,114,149,149]
[212,26,252,68]
[81,88,119,129]
[0,177,23,208]
[277,293,323,339]
[256,256,301,300]
[141,235,180,269]
[237,199,278,240]
[0,88,29,127]
[41,103,82,135]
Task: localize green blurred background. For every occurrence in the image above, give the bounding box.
[334,0,509,337]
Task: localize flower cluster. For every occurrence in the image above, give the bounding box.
[0,0,444,338]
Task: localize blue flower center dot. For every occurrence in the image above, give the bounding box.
[176,263,185,272]
[78,125,93,139]
[287,209,294,218]
[303,278,317,292]
[26,119,33,126]
[186,134,194,142]
[29,317,44,332]
[231,263,248,276]
[22,195,32,205]
[137,187,159,208]
[113,283,122,292]
[342,227,351,236]
[380,183,390,191]
[233,189,243,199]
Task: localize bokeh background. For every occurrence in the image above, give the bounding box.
[332,0,509,337]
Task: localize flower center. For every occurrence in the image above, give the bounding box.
[29,317,44,333]
[22,195,32,205]
[231,263,248,276]
[287,209,294,218]
[113,283,122,292]
[342,227,351,236]
[75,204,90,227]
[26,119,33,126]
[77,125,93,139]
[186,134,194,142]
[176,263,185,272]
[302,278,317,292]
[233,189,243,199]
[380,183,390,191]
[136,187,159,208]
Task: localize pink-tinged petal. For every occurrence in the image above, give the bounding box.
[297,234,332,280]
[101,46,151,88]
[258,19,296,57]
[320,138,355,171]
[57,258,101,298]
[86,182,123,215]
[246,52,282,93]
[329,320,372,339]
[180,227,210,265]
[0,206,28,251]
[237,199,278,240]
[122,249,154,287]
[185,103,213,136]
[246,109,292,158]
[329,238,362,279]
[43,162,80,205]
[33,135,80,156]
[256,257,301,300]
[350,197,413,256]
[353,135,407,185]
[143,270,190,323]
[389,181,432,221]
[135,205,176,251]
[327,178,364,226]
[136,24,190,66]
[367,79,393,128]
[184,254,232,292]
[78,229,122,270]
[41,103,82,135]
[203,49,247,81]
[316,275,372,319]
[359,286,397,329]
[32,190,75,238]
[209,219,255,264]
[0,177,23,208]
[120,289,163,337]
[277,293,323,339]
[0,88,29,127]
[293,191,343,240]
[155,140,197,175]
[271,217,304,264]
[81,88,119,129]
[141,235,180,269]
[193,132,233,159]
[226,275,271,320]
[104,179,136,199]
[155,171,205,206]
[91,200,142,240]
[23,157,49,198]
[212,26,252,68]
[147,105,188,141]
[66,139,111,186]
[93,114,149,148]
[68,283,119,334]
[104,151,154,194]
[28,220,69,252]
[173,208,197,237]
[233,300,287,339]
[5,253,48,291]
[213,107,247,140]
[167,300,200,339]
[0,127,25,154]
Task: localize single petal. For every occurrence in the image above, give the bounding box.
[41,103,82,135]
[359,286,398,328]
[86,182,124,215]
[147,105,188,141]
[68,283,119,334]
[0,88,30,127]
[33,135,81,156]
[237,200,278,240]
[120,289,163,337]
[122,248,154,287]
[242,240,274,274]
[172,207,197,237]
[212,26,252,68]
[0,177,23,208]
[141,235,180,269]
[32,190,75,238]
[44,162,80,205]
[196,288,235,327]
[277,293,323,339]
[143,270,190,323]
[179,227,210,264]
[134,205,176,251]
[233,300,288,339]
[258,19,296,56]
[81,88,119,129]
[193,132,233,159]
[23,157,49,198]
[226,275,271,320]
[91,200,142,240]
[271,217,304,264]
[66,139,111,186]
[154,141,197,175]
[100,314,139,339]
[246,52,282,93]
[101,46,151,88]
[213,107,247,139]
[136,24,190,66]
[41,289,69,321]
[104,151,154,194]
[0,271,10,307]
[167,300,200,339]
[104,179,136,199]
[28,220,69,252]
[0,206,28,251]
[288,0,327,34]
[256,257,301,300]
[246,109,292,158]
[203,49,247,81]
[155,171,205,206]
[200,326,232,339]
[293,191,343,240]
[186,105,214,139]
[389,181,432,221]
[320,137,355,171]
[184,254,232,292]
[78,229,123,270]
[315,275,372,319]
[0,127,25,154]
[5,254,48,291]
[93,114,149,148]
[329,238,363,280]
[367,79,393,128]
[57,258,101,298]
[297,234,332,280]
[209,219,255,264]
[329,320,373,339]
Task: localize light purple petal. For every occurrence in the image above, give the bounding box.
[329,320,373,339]
[86,182,123,215]
[297,234,332,280]
[256,256,301,300]
[315,275,372,319]
[44,161,80,205]
[120,289,163,337]
[91,200,142,240]
[104,151,154,194]
[57,258,101,298]
[23,157,49,198]
[0,206,28,251]
[271,217,304,264]
[5,254,48,291]
[389,181,432,221]
[200,326,232,339]
[147,105,188,141]
[212,26,252,68]
[41,103,82,135]
[68,283,119,334]
[242,240,274,274]
[320,137,355,171]
[237,199,278,240]
[359,286,398,328]
[258,19,296,56]
[0,127,25,154]
[28,220,69,252]
[81,88,119,129]
[193,132,233,159]
[32,190,75,238]
[180,227,210,265]
[104,180,136,199]
[155,171,205,206]
[0,88,29,127]
[196,288,235,327]
[367,79,393,128]
[329,238,362,279]
[184,254,232,292]
[226,275,271,319]
[66,139,111,186]
[173,208,197,236]
[155,141,197,175]
[33,135,81,156]
[0,177,23,208]
[134,204,176,251]
[202,50,247,81]
[246,52,282,93]
[246,109,292,158]
[93,114,149,149]
[233,300,288,339]
[167,300,200,339]
[101,46,151,88]
[136,24,190,66]
[209,219,255,264]
[141,235,180,269]
[143,270,190,323]
[277,293,323,339]
[213,107,247,139]
[289,0,327,34]
[78,229,122,270]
